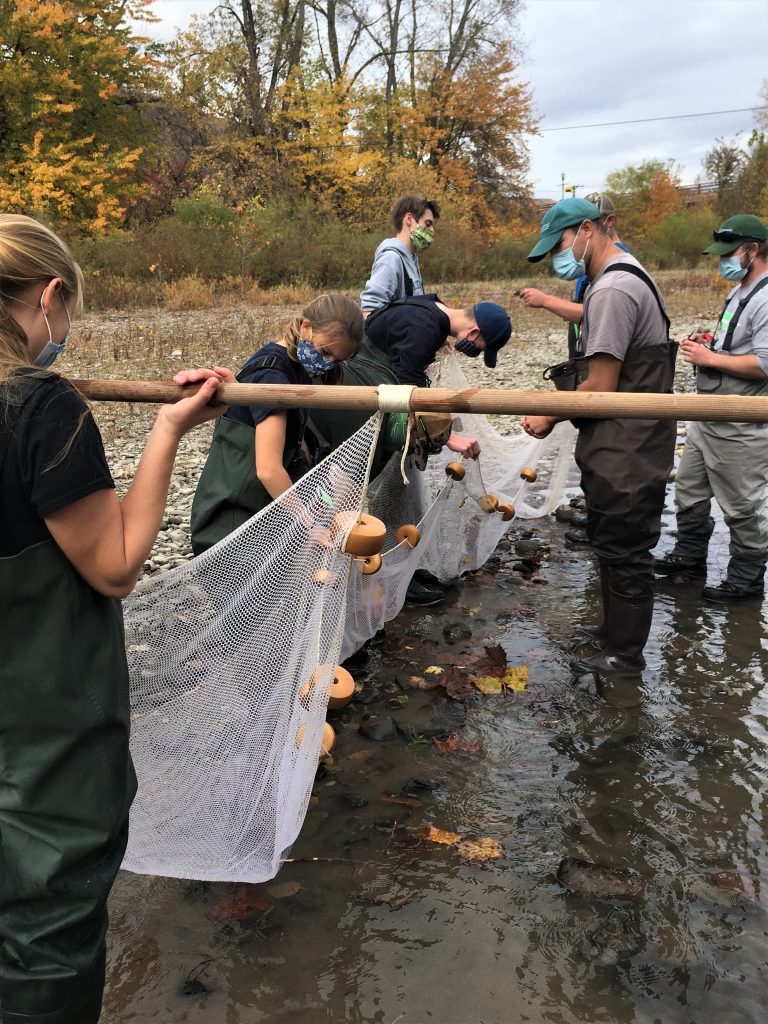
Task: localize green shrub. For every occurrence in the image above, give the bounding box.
[643,208,718,269]
[479,232,548,281]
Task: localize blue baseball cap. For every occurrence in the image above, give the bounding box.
[474,302,512,368]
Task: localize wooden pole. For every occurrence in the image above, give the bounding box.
[70,379,768,423]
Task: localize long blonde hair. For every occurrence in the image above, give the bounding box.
[281,293,363,384]
[0,214,84,385]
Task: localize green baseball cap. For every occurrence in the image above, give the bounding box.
[703,214,768,255]
[527,198,601,262]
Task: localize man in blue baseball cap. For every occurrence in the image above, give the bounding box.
[365,294,511,383]
[364,292,511,605]
[521,198,677,676]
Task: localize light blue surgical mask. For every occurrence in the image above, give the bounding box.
[35,295,71,368]
[551,226,590,281]
[719,250,752,282]
[297,338,335,375]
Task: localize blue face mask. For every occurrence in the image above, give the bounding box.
[297,338,335,375]
[551,226,589,281]
[455,337,482,358]
[719,251,751,282]
[34,295,71,368]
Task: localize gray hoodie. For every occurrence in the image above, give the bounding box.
[360,238,424,312]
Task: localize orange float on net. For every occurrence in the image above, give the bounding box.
[334,511,387,557]
[445,461,466,481]
[311,567,341,587]
[320,722,336,758]
[478,494,499,513]
[396,524,421,548]
[300,664,356,709]
[498,503,515,521]
[294,721,336,759]
[520,467,537,483]
[356,552,382,575]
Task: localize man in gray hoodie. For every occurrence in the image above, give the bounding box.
[361,195,440,316]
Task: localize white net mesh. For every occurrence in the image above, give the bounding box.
[122,353,577,882]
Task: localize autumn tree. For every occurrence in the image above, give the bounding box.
[704,138,747,217]
[0,0,159,230]
[701,130,768,221]
[160,0,535,225]
[604,159,682,245]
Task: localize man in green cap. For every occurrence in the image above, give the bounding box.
[521,197,676,674]
[655,214,768,600]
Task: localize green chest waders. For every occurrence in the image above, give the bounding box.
[191,415,310,555]
[0,408,136,1022]
[309,338,405,480]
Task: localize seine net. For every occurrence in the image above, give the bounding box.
[122,353,576,882]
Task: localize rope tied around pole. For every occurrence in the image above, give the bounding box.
[377,384,415,413]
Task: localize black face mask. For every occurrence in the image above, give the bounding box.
[455,337,482,358]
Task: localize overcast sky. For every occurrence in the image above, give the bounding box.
[147,0,768,199]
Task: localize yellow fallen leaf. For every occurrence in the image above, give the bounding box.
[457,837,503,862]
[424,825,462,846]
[502,665,528,691]
[424,665,444,675]
[474,675,502,694]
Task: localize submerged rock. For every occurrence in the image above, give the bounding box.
[556,858,643,900]
[358,714,398,741]
[442,622,472,644]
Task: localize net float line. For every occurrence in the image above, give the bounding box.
[70,379,768,423]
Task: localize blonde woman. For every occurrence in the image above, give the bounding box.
[190,293,363,554]
[0,213,229,1023]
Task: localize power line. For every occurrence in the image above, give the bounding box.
[539,107,768,133]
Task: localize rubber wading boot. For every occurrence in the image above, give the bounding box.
[571,593,654,675]
[577,564,611,644]
[1,954,105,1024]
[703,554,766,602]
[653,551,707,578]
[405,577,445,606]
[702,580,765,602]
[1,986,103,1024]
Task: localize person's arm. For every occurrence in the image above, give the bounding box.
[520,288,583,324]
[361,249,404,312]
[681,341,768,379]
[44,373,229,598]
[254,413,294,498]
[522,355,621,438]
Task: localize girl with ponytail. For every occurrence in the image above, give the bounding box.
[0,214,230,1023]
[190,293,363,554]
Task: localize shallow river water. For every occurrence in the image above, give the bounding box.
[104,493,768,1024]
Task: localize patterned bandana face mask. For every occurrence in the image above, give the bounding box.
[410,225,434,253]
[297,338,335,375]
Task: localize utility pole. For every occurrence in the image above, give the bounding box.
[564,183,583,198]
[561,172,565,200]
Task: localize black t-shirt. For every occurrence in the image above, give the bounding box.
[0,374,114,558]
[226,343,310,459]
[364,295,450,386]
